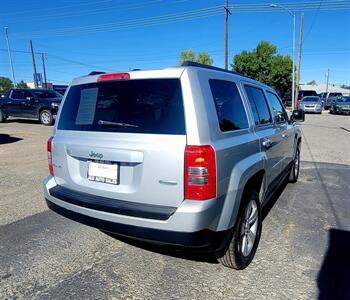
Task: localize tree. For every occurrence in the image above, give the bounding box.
[307,80,317,85]
[16,80,28,89]
[196,51,213,65]
[232,41,292,100]
[178,49,213,66]
[178,49,196,65]
[0,76,13,94]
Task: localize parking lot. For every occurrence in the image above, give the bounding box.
[1,113,349,299]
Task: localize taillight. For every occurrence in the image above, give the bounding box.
[184,145,216,200]
[47,136,54,176]
[97,72,130,82]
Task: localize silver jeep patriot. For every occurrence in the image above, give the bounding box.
[43,62,304,269]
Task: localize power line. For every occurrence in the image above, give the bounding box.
[0,73,70,84]
[0,48,111,70]
[1,46,348,66]
[0,0,113,17]
[2,0,170,24]
[12,6,223,38]
[303,0,325,41]
[12,1,350,38]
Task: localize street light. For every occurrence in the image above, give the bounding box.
[270,3,296,110]
[4,27,16,87]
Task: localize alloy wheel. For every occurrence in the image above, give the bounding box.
[240,200,258,257]
[294,148,300,179]
[41,112,51,124]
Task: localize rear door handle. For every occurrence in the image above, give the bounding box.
[262,139,272,149]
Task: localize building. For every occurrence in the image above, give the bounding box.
[300,83,350,95]
[27,82,53,89]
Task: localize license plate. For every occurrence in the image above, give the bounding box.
[87,161,119,185]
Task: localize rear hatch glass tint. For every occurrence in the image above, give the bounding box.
[58,79,185,134]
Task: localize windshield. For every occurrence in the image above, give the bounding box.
[302,97,320,102]
[329,93,342,97]
[34,90,62,99]
[336,96,350,103]
[58,79,185,134]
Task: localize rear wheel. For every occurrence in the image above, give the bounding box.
[0,109,7,123]
[289,144,300,183]
[217,190,262,270]
[40,110,53,126]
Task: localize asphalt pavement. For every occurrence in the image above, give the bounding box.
[0,113,349,299]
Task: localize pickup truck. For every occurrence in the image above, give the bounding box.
[319,92,343,110]
[0,88,62,125]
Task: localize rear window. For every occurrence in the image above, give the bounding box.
[329,93,342,97]
[58,79,186,134]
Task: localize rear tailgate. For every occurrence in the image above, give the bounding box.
[52,74,187,208]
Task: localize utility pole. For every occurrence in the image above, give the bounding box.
[30,40,38,88]
[325,69,330,93]
[4,27,16,87]
[224,0,231,70]
[42,53,47,88]
[294,12,304,109]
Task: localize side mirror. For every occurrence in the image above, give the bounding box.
[291,109,305,122]
[26,96,34,101]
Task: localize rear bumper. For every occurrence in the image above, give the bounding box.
[334,108,350,114]
[46,199,230,250]
[43,176,229,250]
[49,185,177,221]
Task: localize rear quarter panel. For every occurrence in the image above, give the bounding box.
[184,69,265,231]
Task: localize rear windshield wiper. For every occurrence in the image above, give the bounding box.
[98,120,139,128]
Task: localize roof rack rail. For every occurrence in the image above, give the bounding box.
[181,61,251,79]
[88,71,106,75]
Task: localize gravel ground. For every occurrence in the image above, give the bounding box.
[0,113,349,299]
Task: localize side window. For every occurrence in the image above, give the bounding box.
[209,79,249,132]
[11,90,24,99]
[244,85,272,126]
[266,92,287,123]
[23,91,33,99]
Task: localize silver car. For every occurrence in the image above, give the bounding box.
[43,62,303,269]
[299,96,323,114]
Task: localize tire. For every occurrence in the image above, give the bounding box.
[289,144,300,183]
[0,109,7,123]
[217,190,262,270]
[39,109,53,126]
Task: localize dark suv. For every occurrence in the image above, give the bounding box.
[0,88,62,125]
